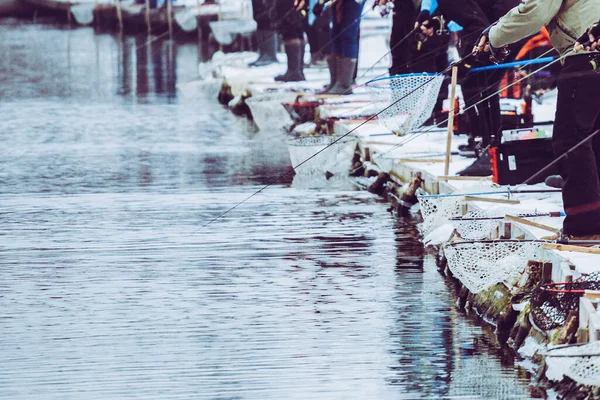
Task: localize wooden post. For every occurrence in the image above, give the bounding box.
[67,0,72,25]
[505,215,560,233]
[543,243,600,255]
[445,66,458,176]
[145,0,151,35]
[166,0,173,40]
[115,0,124,34]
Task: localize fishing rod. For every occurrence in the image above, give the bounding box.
[449,211,565,221]
[418,189,562,199]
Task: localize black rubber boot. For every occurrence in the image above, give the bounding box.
[321,55,337,93]
[274,39,305,82]
[457,147,492,176]
[326,57,357,95]
[248,30,279,67]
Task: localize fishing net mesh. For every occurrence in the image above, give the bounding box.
[546,342,600,387]
[417,185,510,236]
[246,94,296,130]
[452,209,550,240]
[418,195,466,235]
[452,209,508,240]
[365,74,444,136]
[530,271,600,331]
[443,241,545,293]
[287,135,358,187]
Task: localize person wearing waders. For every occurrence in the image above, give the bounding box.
[321,0,366,94]
[306,0,332,66]
[417,0,531,176]
[249,0,280,66]
[412,0,463,125]
[476,3,600,241]
[270,0,308,81]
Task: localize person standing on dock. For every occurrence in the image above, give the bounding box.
[475,1,600,240]
[321,0,367,94]
[417,0,532,176]
[270,0,308,81]
[249,0,280,67]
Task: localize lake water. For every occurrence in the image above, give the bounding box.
[0,21,534,399]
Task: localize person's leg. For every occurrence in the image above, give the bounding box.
[327,0,364,94]
[389,0,418,76]
[322,9,341,92]
[553,59,600,236]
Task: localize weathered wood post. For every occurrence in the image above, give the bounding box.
[115,0,124,34]
[145,0,151,35]
[445,65,458,176]
[167,0,173,40]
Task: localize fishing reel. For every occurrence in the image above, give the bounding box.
[415,16,448,51]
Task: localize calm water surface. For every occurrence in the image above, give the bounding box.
[1,22,534,399]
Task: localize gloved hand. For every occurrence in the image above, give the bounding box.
[575,21,600,52]
[416,15,443,37]
[413,10,430,29]
[473,24,509,64]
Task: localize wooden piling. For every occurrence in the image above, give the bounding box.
[167,0,173,40]
[115,0,124,34]
[145,0,151,35]
[445,66,458,176]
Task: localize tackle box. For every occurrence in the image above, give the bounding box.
[489,128,559,185]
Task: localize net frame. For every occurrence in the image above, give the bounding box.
[443,239,546,293]
[365,73,445,136]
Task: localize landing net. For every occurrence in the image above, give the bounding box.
[365,73,444,136]
[417,184,505,235]
[443,240,545,293]
[546,342,600,387]
[530,271,600,331]
[246,93,297,130]
[287,135,358,187]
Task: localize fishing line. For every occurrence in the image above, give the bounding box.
[193,54,471,232]
[375,52,570,158]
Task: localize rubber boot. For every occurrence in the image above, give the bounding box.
[248,30,279,67]
[321,55,337,93]
[326,57,356,95]
[274,39,305,82]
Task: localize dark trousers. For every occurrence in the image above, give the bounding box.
[252,0,274,30]
[389,0,418,75]
[306,8,332,59]
[553,55,600,236]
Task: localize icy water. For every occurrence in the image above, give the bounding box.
[1,22,534,399]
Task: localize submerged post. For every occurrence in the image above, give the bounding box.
[115,0,124,34]
[145,0,151,35]
[445,66,458,176]
[167,0,173,40]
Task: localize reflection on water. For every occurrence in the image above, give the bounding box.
[0,23,534,399]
